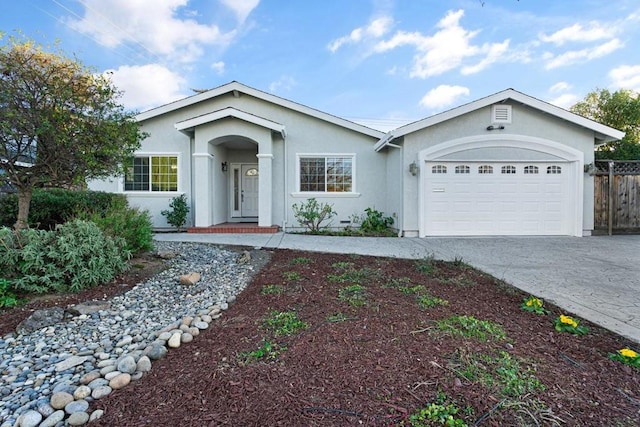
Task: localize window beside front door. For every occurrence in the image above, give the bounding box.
[124,155,178,192]
[298,155,354,193]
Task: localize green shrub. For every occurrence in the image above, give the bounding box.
[0,220,129,294]
[292,198,336,233]
[161,194,190,229]
[359,207,394,233]
[0,278,19,308]
[0,189,122,229]
[82,197,153,254]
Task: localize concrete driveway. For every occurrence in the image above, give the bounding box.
[156,233,640,344]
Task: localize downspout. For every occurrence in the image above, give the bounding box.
[282,133,288,232]
[381,141,403,237]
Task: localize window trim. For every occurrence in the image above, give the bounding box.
[122,152,181,193]
[294,153,357,196]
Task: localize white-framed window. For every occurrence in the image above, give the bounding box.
[524,165,539,174]
[298,154,354,193]
[431,165,447,174]
[492,105,512,123]
[455,165,470,174]
[547,165,562,174]
[478,165,493,174]
[501,165,516,174]
[124,155,178,192]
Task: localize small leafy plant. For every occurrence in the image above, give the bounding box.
[337,284,367,307]
[331,261,354,270]
[261,284,286,295]
[327,312,349,323]
[436,315,507,342]
[282,271,301,281]
[450,349,545,398]
[405,391,467,427]
[520,296,549,315]
[608,348,640,369]
[554,314,589,335]
[417,294,449,309]
[292,198,336,233]
[290,257,313,265]
[359,207,394,233]
[264,310,308,336]
[161,194,190,229]
[415,255,437,275]
[238,340,286,365]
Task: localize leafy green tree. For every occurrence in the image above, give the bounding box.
[570,88,640,160]
[0,35,145,229]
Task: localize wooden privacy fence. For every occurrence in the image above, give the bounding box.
[594,160,640,234]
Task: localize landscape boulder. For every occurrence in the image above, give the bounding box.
[16,307,65,335]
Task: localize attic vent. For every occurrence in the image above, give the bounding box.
[492,105,512,123]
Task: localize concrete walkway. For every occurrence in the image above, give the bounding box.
[155,232,640,344]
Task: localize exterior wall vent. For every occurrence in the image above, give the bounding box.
[492,105,512,123]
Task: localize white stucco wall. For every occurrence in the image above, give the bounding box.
[89,90,387,229]
[398,102,597,235]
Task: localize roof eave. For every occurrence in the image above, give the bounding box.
[137,81,383,139]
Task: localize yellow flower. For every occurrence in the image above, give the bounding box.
[526,300,534,306]
[620,348,638,359]
[560,315,578,328]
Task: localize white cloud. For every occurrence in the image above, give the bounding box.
[105,64,186,111]
[544,38,623,69]
[549,81,572,93]
[419,85,470,109]
[211,61,225,74]
[461,39,510,75]
[219,0,259,23]
[609,65,640,92]
[549,93,580,109]
[269,75,297,93]
[68,0,233,63]
[373,9,510,78]
[328,16,394,52]
[539,22,615,46]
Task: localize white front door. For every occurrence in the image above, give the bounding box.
[240,164,259,217]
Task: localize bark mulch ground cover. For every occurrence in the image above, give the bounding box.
[2,248,639,426]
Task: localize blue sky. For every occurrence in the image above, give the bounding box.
[2,0,640,130]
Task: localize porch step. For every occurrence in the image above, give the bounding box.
[187,223,279,234]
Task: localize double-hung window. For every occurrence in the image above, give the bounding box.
[124,155,178,192]
[299,155,353,193]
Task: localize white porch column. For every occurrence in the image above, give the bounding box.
[257,153,273,227]
[192,152,214,227]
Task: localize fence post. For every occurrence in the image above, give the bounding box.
[608,160,614,236]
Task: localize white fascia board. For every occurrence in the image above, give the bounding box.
[175,107,286,138]
[138,81,384,139]
[387,88,624,145]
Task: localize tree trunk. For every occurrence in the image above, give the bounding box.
[14,187,33,230]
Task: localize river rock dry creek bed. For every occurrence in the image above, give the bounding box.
[0,242,639,426]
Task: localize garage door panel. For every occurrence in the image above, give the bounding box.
[424,161,572,236]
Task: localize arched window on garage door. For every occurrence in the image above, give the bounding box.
[431,165,447,174]
[478,165,493,174]
[455,165,470,174]
[547,165,562,174]
[501,165,517,174]
[524,165,539,174]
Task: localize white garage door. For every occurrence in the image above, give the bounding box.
[424,162,573,236]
